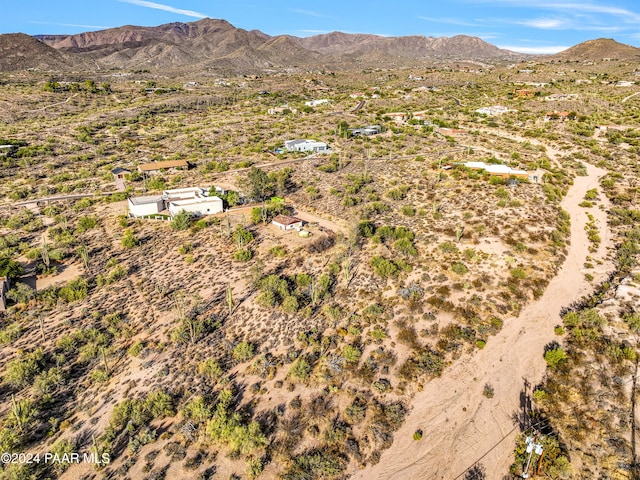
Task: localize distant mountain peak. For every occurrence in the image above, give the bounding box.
[551,38,640,60]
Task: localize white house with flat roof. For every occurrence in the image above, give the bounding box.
[128,187,224,218]
[168,196,223,216]
[284,139,328,153]
[128,195,165,217]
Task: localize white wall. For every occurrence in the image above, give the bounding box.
[169,197,223,216]
[128,198,163,217]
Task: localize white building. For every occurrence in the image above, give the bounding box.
[272,215,304,231]
[128,187,224,218]
[304,99,329,107]
[168,196,223,217]
[284,139,329,153]
[128,195,164,217]
[475,106,511,116]
[163,187,223,217]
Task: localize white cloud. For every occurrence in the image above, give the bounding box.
[520,18,565,29]
[291,9,329,18]
[118,0,207,19]
[498,44,569,54]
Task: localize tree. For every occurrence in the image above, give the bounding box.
[0,257,23,281]
[246,167,272,201]
[170,210,192,231]
[232,225,254,249]
[337,120,350,138]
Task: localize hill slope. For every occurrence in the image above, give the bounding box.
[551,38,640,61]
[32,18,524,72]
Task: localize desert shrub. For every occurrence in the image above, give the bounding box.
[289,357,312,381]
[544,347,567,370]
[342,344,362,364]
[76,216,98,232]
[482,383,495,398]
[206,389,268,456]
[170,210,192,231]
[401,205,415,216]
[4,349,44,387]
[121,229,139,248]
[451,262,468,275]
[128,342,144,357]
[233,249,253,262]
[399,348,444,380]
[233,342,255,362]
[198,359,224,381]
[282,449,347,479]
[57,277,89,303]
[0,323,25,345]
[269,244,287,257]
[439,241,458,253]
[370,256,401,278]
[393,237,418,257]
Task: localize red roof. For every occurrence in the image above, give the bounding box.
[272,215,303,226]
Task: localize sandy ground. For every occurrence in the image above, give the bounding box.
[355,158,612,479]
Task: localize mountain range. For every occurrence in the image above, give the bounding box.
[0,18,639,73]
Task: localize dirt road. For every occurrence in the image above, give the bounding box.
[355,159,612,479]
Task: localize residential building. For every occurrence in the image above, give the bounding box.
[544,111,571,121]
[475,106,511,116]
[272,215,304,231]
[385,112,408,122]
[304,99,329,107]
[128,187,224,218]
[284,139,329,153]
[128,195,165,217]
[0,145,17,156]
[349,125,382,136]
[462,162,529,179]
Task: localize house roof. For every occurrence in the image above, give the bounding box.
[128,195,163,206]
[139,160,189,172]
[272,215,303,226]
[111,167,130,175]
[170,196,222,208]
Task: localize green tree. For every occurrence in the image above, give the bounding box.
[0,257,23,281]
[232,225,254,249]
[246,167,272,200]
[170,210,192,231]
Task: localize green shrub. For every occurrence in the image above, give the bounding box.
[233,249,253,262]
[451,262,468,275]
[289,357,312,380]
[128,342,144,357]
[121,229,139,248]
[544,347,567,369]
[232,342,255,362]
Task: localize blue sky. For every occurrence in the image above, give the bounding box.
[2,0,640,54]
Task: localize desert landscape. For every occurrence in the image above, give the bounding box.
[0,16,640,480]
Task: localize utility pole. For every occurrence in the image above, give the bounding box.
[522,435,544,479]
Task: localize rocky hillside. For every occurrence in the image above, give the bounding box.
[551,38,640,61]
[30,17,524,72]
[0,33,88,72]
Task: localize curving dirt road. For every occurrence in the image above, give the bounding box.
[355,159,612,479]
